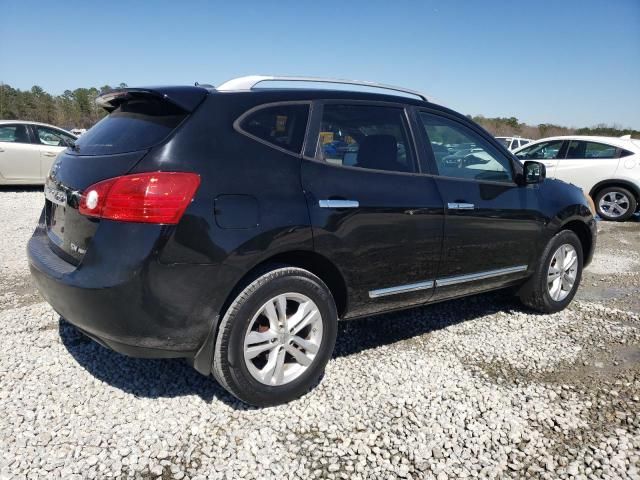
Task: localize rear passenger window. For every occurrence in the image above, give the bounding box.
[0,124,31,144]
[566,140,617,159]
[239,104,309,154]
[317,104,415,173]
[420,113,513,183]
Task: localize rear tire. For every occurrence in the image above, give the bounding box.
[518,230,583,313]
[213,266,337,406]
[595,186,636,221]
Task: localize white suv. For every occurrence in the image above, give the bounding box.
[496,136,532,151]
[514,135,640,221]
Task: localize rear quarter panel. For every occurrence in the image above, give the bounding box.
[134,93,314,312]
[555,158,620,192]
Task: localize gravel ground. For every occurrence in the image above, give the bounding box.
[1,188,639,480]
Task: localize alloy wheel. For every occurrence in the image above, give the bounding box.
[243,293,323,386]
[598,191,630,219]
[547,244,579,302]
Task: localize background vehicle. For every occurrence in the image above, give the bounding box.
[0,121,77,185]
[28,76,596,406]
[496,136,532,151]
[514,135,640,221]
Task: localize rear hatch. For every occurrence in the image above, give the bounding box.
[44,87,207,264]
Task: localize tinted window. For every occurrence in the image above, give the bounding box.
[566,140,617,159]
[620,149,634,158]
[511,140,519,149]
[0,124,31,144]
[240,104,309,154]
[496,138,509,147]
[520,140,530,146]
[318,104,414,173]
[74,98,187,155]
[420,113,512,183]
[35,126,75,147]
[516,140,563,160]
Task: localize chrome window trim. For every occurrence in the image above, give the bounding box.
[435,265,528,287]
[369,280,434,299]
[368,265,528,299]
[233,100,312,158]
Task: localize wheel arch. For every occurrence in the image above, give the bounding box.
[221,250,349,321]
[559,219,594,266]
[192,249,349,377]
[589,179,640,202]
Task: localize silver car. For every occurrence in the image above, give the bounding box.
[0,121,77,185]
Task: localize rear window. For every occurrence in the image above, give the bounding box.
[73,98,187,155]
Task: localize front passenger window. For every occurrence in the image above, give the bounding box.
[420,113,513,183]
[515,140,564,160]
[35,126,74,147]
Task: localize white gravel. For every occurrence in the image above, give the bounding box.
[1,189,639,479]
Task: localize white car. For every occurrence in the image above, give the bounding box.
[0,121,77,185]
[496,136,532,151]
[514,135,640,221]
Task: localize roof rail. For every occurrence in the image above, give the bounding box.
[216,75,432,102]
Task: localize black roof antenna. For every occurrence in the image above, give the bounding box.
[195,82,214,88]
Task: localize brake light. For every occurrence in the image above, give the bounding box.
[79,172,200,224]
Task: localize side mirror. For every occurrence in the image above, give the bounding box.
[523,160,546,184]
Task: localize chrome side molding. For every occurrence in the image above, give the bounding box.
[369,280,434,299]
[368,265,528,298]
[435,265,528,287]
[318,200,359,209]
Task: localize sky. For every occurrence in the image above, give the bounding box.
[1,0,639,129]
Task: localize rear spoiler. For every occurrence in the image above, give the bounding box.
[96,86,209,113]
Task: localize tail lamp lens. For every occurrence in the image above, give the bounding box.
[79,172,200,224]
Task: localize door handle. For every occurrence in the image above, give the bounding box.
[448,202,475,210]
[318,199,359,209]
[43,152,57,157]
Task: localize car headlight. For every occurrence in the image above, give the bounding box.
[583,190,596,215]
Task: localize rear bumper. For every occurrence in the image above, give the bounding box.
[27,224,222,359]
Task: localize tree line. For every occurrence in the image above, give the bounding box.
[470,115,639,140]
[0,83,638,139]
[0,83,128,130]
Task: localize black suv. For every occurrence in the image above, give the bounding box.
[28,76,596,406]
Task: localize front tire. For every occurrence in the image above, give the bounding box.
[518,230,583,313]
[595,186,636,221]
[213,266,338,406]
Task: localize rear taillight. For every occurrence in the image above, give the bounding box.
[79,172,200,224]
